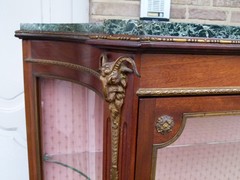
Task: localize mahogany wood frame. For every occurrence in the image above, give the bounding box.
[16,31,240,180]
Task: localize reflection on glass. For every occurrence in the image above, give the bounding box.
[154,113,240,180]
[40,78,104,180]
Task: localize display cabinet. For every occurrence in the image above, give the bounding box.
[16,20,240,180]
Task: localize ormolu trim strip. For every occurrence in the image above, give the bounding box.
[25,58,100,78]
[137,87,240,97]
[89,35,240,44]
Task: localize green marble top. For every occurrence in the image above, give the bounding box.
[20,23,104,34]
[20,19,240,39]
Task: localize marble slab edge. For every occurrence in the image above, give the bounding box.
[16,19,240,44]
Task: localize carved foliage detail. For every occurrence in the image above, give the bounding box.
[99,54,140,180]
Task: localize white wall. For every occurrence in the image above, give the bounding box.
[0,1,89,179]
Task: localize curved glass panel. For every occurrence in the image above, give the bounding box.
[39,78,104,180]
[154,113,240,180]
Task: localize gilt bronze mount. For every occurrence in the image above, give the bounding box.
[99,54,140,180]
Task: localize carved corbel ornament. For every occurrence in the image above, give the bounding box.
[99,53,140,180]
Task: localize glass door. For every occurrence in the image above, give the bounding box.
[154,113,240,180]
[39,78,104,180]
[136,95,240,180]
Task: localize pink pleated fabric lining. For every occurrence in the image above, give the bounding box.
[40,78,104,180]
[155,115,240,180]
